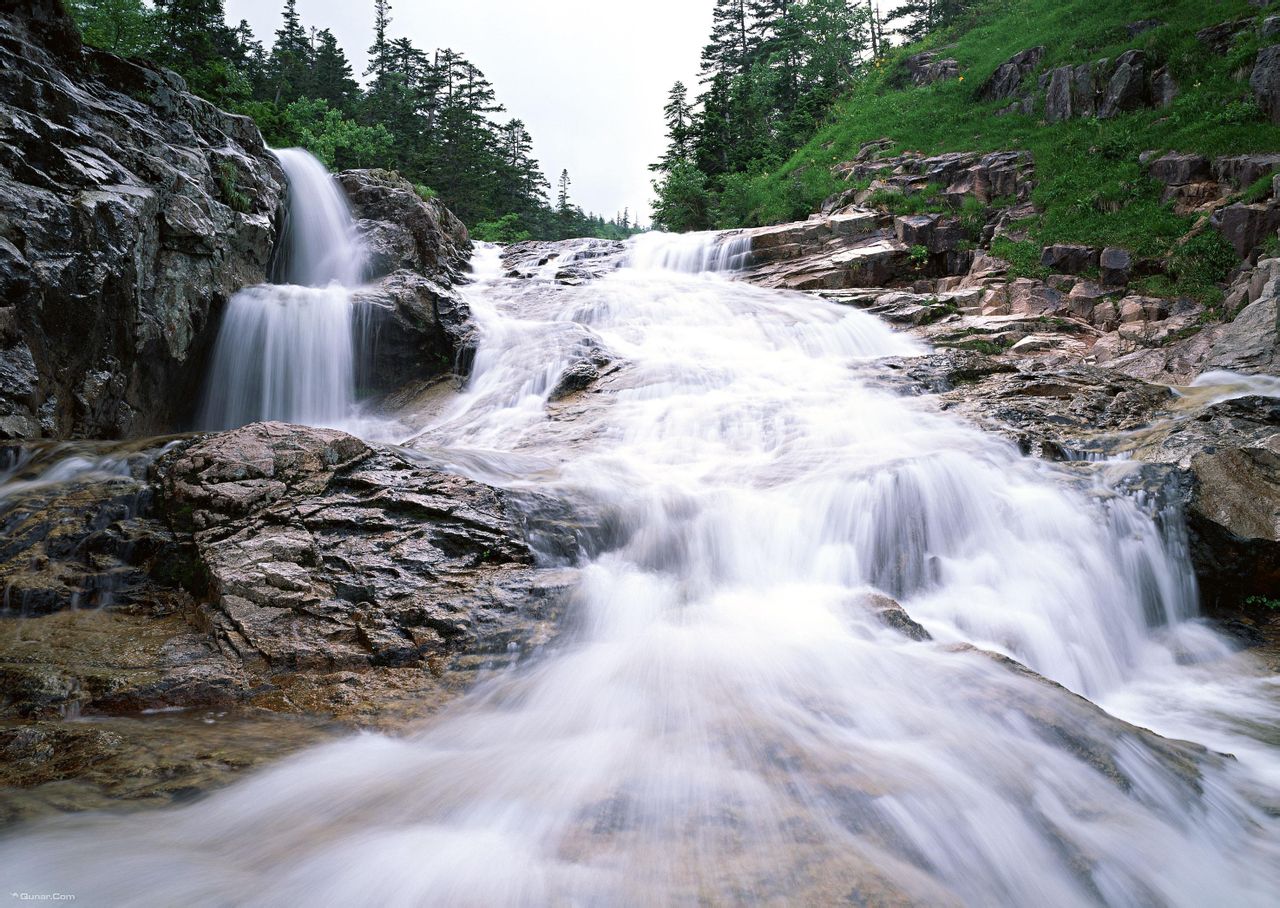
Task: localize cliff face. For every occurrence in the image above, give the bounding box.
[0,0,284,439]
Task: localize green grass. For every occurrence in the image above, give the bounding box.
[736,0,1274,302]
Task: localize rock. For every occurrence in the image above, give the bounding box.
[337,169,470,281]
[1043,66,1075,122]
[1251,47,1280,123]
[158,422,571,678]
[1098,50,1148,119]
[857,593,931,641]
[1150,65,1179,108]
[1040,244,1098,274]
[1099,247,1132,286]
[1265,16,1280,40]
[1126,19,1163,37]
[1149,153,1212,186]
[1196,19,1251,53]
[352,271,476,391]
[894,214,939,248]
[904,51,959,86]
[1127,397,1280,612]
[1212,153,1280,190]
[0,3,284,439]
[980,47,1046,100]
[1213,202,1280,258]
[745,237,911,291]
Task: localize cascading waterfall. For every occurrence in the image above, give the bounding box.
[629,229,754,272]
[3,236,1277,905]
[197,148,365,431]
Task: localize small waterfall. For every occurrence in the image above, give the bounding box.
[269,148,366,287]
[628,230,753,273]
[197,148,364,431]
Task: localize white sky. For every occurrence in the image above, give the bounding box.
[225,0,715,222]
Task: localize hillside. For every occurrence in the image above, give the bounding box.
[718,0,1279,302]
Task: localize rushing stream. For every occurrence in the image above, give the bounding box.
[2,217,1279,902]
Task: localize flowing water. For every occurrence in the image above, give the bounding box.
[3,238,1279,905]
[198,148,365,431]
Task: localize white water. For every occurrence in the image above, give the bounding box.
[4,239,1278,905]
[197,148,364,431]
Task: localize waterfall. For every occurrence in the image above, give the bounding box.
[629,229,754,273]
[197,148,364,431]
[4,241,1278,905]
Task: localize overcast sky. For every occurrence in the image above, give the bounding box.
[224,0,715,222]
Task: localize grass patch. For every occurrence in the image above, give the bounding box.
[733,0,1271,302]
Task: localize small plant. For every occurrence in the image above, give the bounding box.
[909,244,930,268]
[414,183,437,202]
[1244,596,1280,612]
[216,161,251,214]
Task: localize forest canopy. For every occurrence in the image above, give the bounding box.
[67,0,643,241]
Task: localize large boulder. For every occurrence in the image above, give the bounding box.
[0,2,284,440]
[159,422,568,675]
[338,169,477,390]
[337,169,469,281]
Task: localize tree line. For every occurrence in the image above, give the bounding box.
[66,0,643,242]
[650,0,973,231]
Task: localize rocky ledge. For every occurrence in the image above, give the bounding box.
[0,422,575,819]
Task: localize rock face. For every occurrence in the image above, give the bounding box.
[0,2,284,440]
[338,169,476,391]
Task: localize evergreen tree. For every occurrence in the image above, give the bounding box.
[266,0,311,103]
[557,170,572,213]
[310,29,358,111]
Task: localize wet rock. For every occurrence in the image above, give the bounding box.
[352,271,476,391]
[858,593,931,641]
[159,422,570,676]
[745,237,910,291]
[502,238,627,282]
[0,3,284,439]
[980,47,1045,100]
[1128,397,1280,611]
[337,169,470,281]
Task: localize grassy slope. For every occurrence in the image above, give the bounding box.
[738,0,1276,301]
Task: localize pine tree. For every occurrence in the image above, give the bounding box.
[365,0,395,81]
[267,0,311,103]
[310,29,358,111]
[557,170,572,213]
